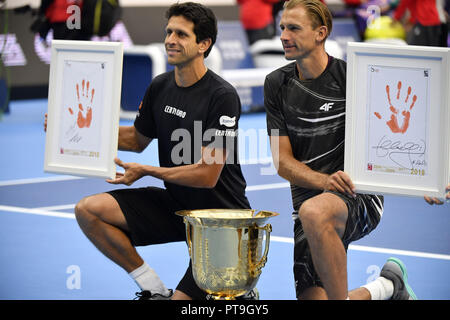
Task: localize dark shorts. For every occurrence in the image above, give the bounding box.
[245,23,275,45]
[407,23,448,47]
[293,191,383,298]
[107,187,208,300]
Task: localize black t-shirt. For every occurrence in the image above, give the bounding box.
[134,69,250,210]
[265,57,347,211]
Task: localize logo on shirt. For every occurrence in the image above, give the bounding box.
[319,102,334,112]
[164,105,186,119]
[219,115,236,128]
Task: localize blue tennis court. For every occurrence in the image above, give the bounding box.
[0,99,449,300]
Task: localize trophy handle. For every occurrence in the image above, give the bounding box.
[254,223,272,271]
[184,217,193,258]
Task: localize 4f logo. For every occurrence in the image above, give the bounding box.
[320,102,334,112]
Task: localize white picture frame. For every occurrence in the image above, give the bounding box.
[345,42,450,198]
[44,40,123,179]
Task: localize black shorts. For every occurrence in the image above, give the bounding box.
[407,23,448,47]
[107,187,208,299]
[293,191,383,298]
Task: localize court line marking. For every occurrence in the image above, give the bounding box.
[271,236,450,261]
[347,244,450,261]
[1,204,449,261]
[0,204,76,219]
[0,175,84,187]
[35,204,76,211]
[246,182,290,191]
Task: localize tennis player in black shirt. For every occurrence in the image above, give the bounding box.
[73,2,252,300]
[265,0,416,300]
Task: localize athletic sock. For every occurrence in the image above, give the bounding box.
[362,276,394,300]
[129,262,171,296]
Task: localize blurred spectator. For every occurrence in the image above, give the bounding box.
[344,0,399,39]
[344,0,368,7]
[390,0,415,34]
[237,0,283,45]
[364,15,406,43]
[31,0,90,40]
[31,0,121,41]
[393,0,448,47]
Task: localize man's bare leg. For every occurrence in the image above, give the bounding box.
[298,193,349,300]
[298,286,371,300]
[172,290,193,300]
[74,193,144,272]
[349,288,371,300]
[75,193,172,298]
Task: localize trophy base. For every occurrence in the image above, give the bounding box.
[207,290,251,300]
[209,295,237,300]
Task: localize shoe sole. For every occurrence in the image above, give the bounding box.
[387,257,418,300]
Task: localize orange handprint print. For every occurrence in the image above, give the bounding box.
[68,79,95,128]
[374,81,417,134]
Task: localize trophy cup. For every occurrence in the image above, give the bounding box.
[176,209,278,300]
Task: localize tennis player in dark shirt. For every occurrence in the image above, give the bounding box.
[264,0,416,300]
[72,2,252,300]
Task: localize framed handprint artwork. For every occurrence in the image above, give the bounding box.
[44,40,123,179]
[345,42,450,198]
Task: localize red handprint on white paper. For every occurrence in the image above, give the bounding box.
[374,81,417,134]
[68,79,95,128]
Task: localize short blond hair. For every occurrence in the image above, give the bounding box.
[284,0,333,38]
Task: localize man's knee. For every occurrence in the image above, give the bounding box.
[75,193,128,231]
[74,196,97,225]
[298,200,325,231]
[298,197,346,237]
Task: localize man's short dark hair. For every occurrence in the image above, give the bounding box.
[165,2,217,58]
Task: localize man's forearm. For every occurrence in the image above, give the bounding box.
[118,126,150,152]
[278,157,328,190]
[143,162,222,189]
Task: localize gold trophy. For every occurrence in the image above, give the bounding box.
[176,209,278,300]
